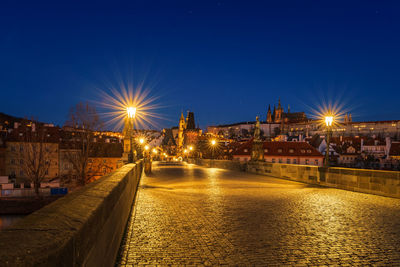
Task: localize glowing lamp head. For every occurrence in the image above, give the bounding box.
[184,149,188,154]
[139,138,145,144]
[325,116,333,127]
[189,146,193,151]
[126,107,137,119]
[211,139,216,146]
[144,145,149,151]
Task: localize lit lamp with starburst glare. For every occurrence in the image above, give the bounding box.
[98,86,162,165]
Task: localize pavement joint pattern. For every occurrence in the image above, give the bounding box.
[116,162,400,266]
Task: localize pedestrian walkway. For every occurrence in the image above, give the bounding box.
[117,161,400,266]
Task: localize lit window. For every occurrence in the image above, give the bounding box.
[289,149,294,153]
[301,149,305,153]
[307,149,312,153]
[244,149,248,153]
[278,149,283,153]
[264,149,268,153]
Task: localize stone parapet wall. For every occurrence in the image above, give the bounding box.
[0,160,143,267]
[189,159,400,199]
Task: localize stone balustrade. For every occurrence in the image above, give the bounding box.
[0,160,143,267]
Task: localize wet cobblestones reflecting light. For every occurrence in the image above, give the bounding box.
[117,162,400,266]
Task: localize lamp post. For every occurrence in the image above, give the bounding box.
[210,139,216,159]
[325,115,333,167]
[126,107,136,163]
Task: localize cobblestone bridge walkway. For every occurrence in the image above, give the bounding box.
[117,162,400,266]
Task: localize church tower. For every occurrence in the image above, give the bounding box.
[267,105,272,123]
[275,99,284,123]
[178,112,186,151]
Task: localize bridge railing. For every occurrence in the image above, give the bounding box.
[0,160,143,267]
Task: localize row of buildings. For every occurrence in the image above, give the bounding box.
[0,119,124,186]
[207,100,400,140]
[204,100,400,170]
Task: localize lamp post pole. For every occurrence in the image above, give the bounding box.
[129,121,134,163]
[127,107,136,163]
[325,127,331,167]
[325,115,333,168]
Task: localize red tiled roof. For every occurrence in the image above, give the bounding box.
[233,140,323,157]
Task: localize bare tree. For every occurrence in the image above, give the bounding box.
[10,123,57,197]
[63,102,103,186]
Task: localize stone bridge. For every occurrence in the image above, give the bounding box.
[1,160,400,266]
[116,161,400,266]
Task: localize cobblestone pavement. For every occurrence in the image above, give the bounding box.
[117,162,400,266]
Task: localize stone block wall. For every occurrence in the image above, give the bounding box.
[0,160,143,267]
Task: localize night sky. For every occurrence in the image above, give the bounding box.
[1,1,400,130]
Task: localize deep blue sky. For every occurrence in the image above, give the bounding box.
[1,1,400,130]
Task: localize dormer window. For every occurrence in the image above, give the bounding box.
[244,149,248,153]
[307,149,312,153]
[301,149,305,153]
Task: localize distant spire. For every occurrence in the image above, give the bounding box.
[278,98,281,109]
[288,104,290,113]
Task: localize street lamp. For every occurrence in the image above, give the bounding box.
[325,114,333,167]
[210,139,217,159]
[126,106,137,163]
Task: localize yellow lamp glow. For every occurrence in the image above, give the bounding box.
[126,107,136,119]
[325,116,333,127]
[211,139,216,146]
[152,148,157,154]
[144,145,149,151]
[184,149,188,154]
[139,138,145,144]
[189,146,193,151]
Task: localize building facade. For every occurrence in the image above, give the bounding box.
[233,140,324,166]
